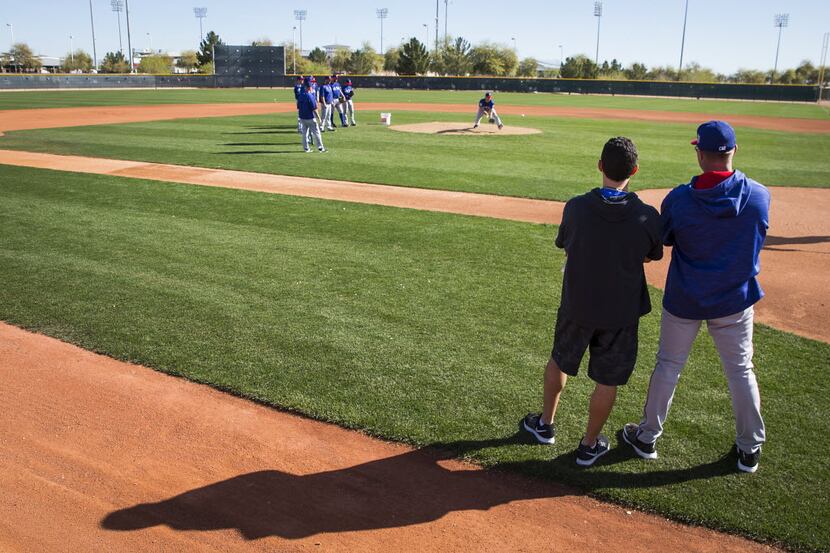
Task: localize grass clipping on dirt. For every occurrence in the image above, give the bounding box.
[1,165,828,552]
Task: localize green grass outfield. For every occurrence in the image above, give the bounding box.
[1,110,828,201]
[1,87,828,119]
[1,165,828,551]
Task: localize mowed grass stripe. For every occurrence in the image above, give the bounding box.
[1,165,827,551]
[1,111,828,201]
[1,88,828,120]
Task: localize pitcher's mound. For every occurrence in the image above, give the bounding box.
[390,122,542,136]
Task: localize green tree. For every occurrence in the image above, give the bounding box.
[729,69,766,84]
[383,47,400,72]
[197,31,222,66]
[61,49,93,72]
[559,55,598,79]
[624,62,647,80]
[680,62,719,83]
[331,47,352,73]
[198,61,214,74]
[176,50,199,72]
[795,60,817,84]
[470,42,517,76]
[433,37,472,76]
[308,47,328,64]
[349,43,381,74]
[138,54,173,74]
[250,38,273,47]
[8,43,42,72]
[517,57,538,77]
[646,65,679,81]
[99,50,130,73]
[396,38,430,75]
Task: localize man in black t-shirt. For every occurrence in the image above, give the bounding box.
[520,137,663,467]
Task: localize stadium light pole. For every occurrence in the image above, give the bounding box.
[125,0,133,72]
[423,24,429,48]
[147,32,152,52]
[194,7,207,42]
[593,1,602,65]
[377,8,388,54]
[444,0,449,44]
[111,0,124,56]
[772,13,789,83]
[70,34,74,63]
[511,37,517,53]
[294,10,307,54]
[678,0,689,80]
[435,0,439,51]
[559,44,564,64]
[819,32,829,102]
[88,0,98,69]
[292,26,297,74]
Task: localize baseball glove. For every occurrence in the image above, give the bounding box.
[489,117,496,124]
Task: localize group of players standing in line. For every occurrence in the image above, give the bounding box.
[294,74,357,153]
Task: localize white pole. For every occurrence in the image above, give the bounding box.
[89,0,97,69]
[678,0,689,79]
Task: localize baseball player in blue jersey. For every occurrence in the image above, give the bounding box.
[294,76,304,134]
[342,79,357,126]
[330,75,348,127]
[473,92,503,130]
[318,76,336,132]
[297,78,326,153]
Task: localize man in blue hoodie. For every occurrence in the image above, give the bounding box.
[622,121,769,473]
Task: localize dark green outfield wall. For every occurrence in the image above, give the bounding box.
[0,73,821,102]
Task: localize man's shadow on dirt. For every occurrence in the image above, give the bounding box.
[100,432,735,540]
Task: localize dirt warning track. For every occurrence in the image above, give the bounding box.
[0,323,779,552]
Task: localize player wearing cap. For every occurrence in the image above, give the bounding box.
[342,79,357,126]
[294,76,305,134]
[622,121,769,473]
[297,78,326,153]
[318,76,336,132]
[473,92,503,130]
[330,75,348,128]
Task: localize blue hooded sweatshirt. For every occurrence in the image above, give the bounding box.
[661,169,769,320]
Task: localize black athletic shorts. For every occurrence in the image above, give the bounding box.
[550,310,639,386]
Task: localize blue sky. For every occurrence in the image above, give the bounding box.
[4,1,829,73]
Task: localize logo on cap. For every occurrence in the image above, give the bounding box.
[691,120,736,153]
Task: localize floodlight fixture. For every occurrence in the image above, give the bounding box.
[194,7,207,42]
[111,0,124,55]
[376,8,388,53]
[772,13,790,82]
[294,9,307,53]
[593,1,602,65]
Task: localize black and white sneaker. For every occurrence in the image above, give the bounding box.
[520,413,555,445]
[318,147,327,153]
[575,435,610,467]
[622,423,658,459]
[736,445,761,473]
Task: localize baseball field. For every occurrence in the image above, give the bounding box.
[1,88,829,552]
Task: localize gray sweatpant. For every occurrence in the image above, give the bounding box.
[638,306,765,453]
[299,118,324,151]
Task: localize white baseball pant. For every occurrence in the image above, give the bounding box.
[299,118,324,151]
[637,306,766,454]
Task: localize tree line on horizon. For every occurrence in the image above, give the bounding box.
[1,33,826,86]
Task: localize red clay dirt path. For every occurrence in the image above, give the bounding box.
[1,148,827,343]
[0,322,779,552]
[1,101,830,135]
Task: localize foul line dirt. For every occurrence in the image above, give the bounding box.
[0,322,780,552]
[1,148,827,344]
[1,101,829,136]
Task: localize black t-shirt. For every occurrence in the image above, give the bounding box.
[555,188,663,329]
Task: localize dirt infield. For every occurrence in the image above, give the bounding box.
[2,101,830,136]
[0,323,779,552]
[1,149,827,343]
[390,121,542,135]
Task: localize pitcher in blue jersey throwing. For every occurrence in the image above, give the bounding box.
[473,92,503,130]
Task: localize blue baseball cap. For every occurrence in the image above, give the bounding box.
[691,120,736,152]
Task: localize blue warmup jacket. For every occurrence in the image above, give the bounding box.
[297,90,318,120]
[661,170,770,320]
[319,83,334,104]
